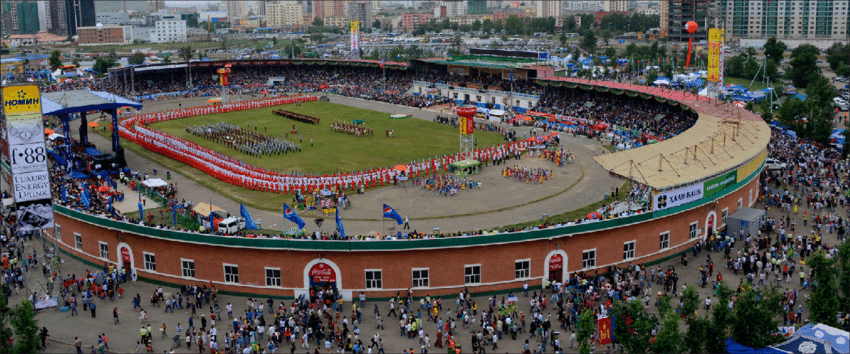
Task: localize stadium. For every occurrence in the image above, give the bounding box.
[38,53,768,301]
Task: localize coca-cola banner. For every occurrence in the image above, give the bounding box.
[310,263,337,283]
[549,254,563,271]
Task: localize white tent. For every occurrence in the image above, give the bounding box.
[142,178,168,188]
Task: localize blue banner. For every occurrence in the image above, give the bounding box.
[240,203,259,230]
[336,208,345,239]
[382,204,403,225]
[283,203,306,229]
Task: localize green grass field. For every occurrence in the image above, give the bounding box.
[149,101,504,174]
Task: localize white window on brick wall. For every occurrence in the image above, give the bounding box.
[54,225,62,243]
[143,253,156,271]
[224,264,239,283]
[265,268,281,287]
[74,233,82,250]
[515,259,530,279]
[181,259,195,278]
[464,265,481,284]
[660,232,670,250]
[582,249,596,269]
[623,241,635,260]
[365,270,383,289]
[722,208,728,226]
[689,222,699,239]
[99,242,109,260]
[412,268,429,288]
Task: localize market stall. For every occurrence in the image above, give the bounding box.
[450,159,481,177]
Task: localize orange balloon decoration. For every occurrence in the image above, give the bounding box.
[685,21,699,68]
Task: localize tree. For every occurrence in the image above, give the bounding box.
[163,56,171,63]
[836,63,850,78]
[807,251,841,327]
[730,285,783,349]
[683,315,710,354]
[11,301,40,353]
[581,31,597,54]
[372,19,381,29]
[92,57,116,74]
[186,14,199,28]
[0,294,13,354]
[791,43,820,59]
[826,43,849,71]
[705,282,734,354]
[178,46,195,62]
[451,34,462,49]
[788,51,819,87]
[576,308,595,354]
[725,54,745,78]
[605,47,616,60]
[645,69,658,86]
[652,297,682,354]
[838,242,850,313]
[309,32,325,44]
[48,50,62,70]
[611,300,655,354]
[680,285,701,320]
[763,37,787,64]
[743,55,759,79]
[312,17,324,27]
[482,19,494,33]
[72,58,80,68]
[778,95,808,126]
[128,52,145,65]
[763,58,779,81]
[471,20,481,32]
[601,29,613,47]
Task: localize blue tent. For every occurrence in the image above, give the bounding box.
[725,339,786,354]
[793,93,808,101]
[795,323,849,353]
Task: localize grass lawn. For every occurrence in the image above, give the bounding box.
[149,101,505,174]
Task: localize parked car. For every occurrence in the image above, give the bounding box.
[765,158,787,171]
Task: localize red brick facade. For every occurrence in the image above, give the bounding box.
[48,176,758,300]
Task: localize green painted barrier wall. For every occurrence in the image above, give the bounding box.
[54,162,762,251]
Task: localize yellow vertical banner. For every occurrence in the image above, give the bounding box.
[707,28,721,82]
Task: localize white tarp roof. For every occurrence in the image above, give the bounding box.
[142,178,168,188]
[490,110,505,116]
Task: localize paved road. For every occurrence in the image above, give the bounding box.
[71,94,620,235]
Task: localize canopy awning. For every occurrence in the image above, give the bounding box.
[141,178,168,188]
[451,159,480,168]
[192,202,226,217]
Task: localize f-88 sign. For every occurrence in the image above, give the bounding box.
[10,143,47,174]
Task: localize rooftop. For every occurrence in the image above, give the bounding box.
[42,90,142,116]
[537,77,769,191]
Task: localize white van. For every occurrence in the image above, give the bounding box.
[218,217,246,234]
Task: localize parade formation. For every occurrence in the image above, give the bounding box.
[187,122,302,157]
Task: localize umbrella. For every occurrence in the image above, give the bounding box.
[97,185,110,192]
[207,98,221,103]
[523,116,532,121]
[587,212,602,219]
[550,132,559,136]
[539,135,550,141]
[352,119,365,124]
[394,164,408,171]
[733,101,746,107]
[87,122,99,128]
[44,128,54,134]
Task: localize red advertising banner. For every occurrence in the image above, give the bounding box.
[309,263,337,283]
[549,254,563,270]
[598,317,613,345]
[121,247,131,262]
[466,116,474,134]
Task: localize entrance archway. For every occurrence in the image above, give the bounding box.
[705,211,717,238]
[115,242,134,276]
[544,250,568,284]
[303,258,346,301]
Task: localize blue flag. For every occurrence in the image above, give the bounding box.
[283,203,305,229]
[209,208,215,231]
[171,199,178,226]
[81,184,90,209]
[382,204,403,225]
[138,202,143,218]
[240,203,259,230]
[335,208,345,239]
[61,185,67,203]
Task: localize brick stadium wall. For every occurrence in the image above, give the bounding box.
[47,176,758,300]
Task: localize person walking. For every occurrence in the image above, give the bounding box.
[89,301,97,318]
[74,337,82,354]
[404,216,410,230]
[113,308,119,325]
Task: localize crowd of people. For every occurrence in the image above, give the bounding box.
[410,174,483,196]
[502,166,553,184]
[330,120,373,137]
[187,122,301,157]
